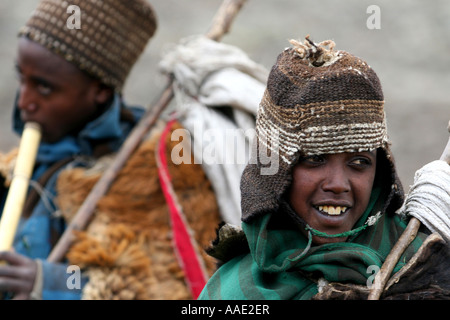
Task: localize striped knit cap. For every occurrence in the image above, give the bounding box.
[241,36,403,222]
[18,0,157,92]
[257,36,388,164]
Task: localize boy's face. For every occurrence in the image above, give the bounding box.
[289,151,377,245]
[15,37,110,143]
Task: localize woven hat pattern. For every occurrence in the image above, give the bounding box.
[257,38,389,165]
[19,0,157,91]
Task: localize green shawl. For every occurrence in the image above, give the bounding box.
[198,189,427,300]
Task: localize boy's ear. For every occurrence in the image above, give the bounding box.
[94,81,114,105]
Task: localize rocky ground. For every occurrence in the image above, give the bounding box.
[0,0,449,189]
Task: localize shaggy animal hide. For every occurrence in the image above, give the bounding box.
[0,148,18,187]
[56,121,222,300]
[313,233,450,300]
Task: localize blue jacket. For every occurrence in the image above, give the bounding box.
[1,94,144,299]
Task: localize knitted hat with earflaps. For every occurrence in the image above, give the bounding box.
[241,36,404,222]
[18,0,157,92]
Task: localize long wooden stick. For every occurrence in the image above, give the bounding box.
[367,217,421,300]
[48,0,248,263]
[439,120,450,164]
[368,119,450,300]
[206,0,247,41]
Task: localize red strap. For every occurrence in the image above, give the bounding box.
[156,119,208,299]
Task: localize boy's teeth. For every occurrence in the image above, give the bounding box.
[318,205,347,215]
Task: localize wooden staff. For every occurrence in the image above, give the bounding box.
[0,122,41,252]
[368,120,450,300]
[47,0,248,263]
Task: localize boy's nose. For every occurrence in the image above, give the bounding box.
[322,166,350,194]
[17,85,38,113]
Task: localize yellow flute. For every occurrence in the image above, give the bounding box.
[0,122,41,252]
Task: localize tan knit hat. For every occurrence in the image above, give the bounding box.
[257,36,389,165]
[19,0,157,92]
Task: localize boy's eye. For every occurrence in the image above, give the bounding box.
[350,157,372,166]
[303,155,325,164]
[37,83,52,96]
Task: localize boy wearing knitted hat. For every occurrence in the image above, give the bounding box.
[0,0,157,299]
[199,37,450,300]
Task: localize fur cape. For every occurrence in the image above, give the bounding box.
[55,120,222,300]
[0,148,18,187]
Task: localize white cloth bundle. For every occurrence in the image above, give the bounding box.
[159,35,269,225]
[400,160,450,242]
